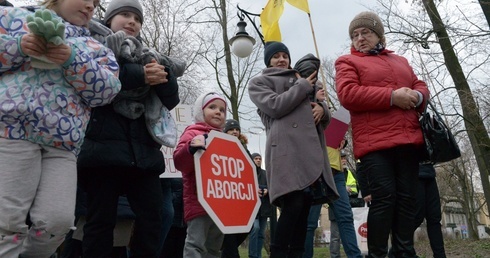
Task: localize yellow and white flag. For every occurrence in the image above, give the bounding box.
[260,0,285,42]
[286,0,310,13]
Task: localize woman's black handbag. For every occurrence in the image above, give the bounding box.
[349,197,366,208]
[309,176,330,205]
[419,101,461,163]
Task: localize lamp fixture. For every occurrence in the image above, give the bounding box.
[229,5,264,58]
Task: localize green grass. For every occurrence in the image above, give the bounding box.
[238,246,333,258]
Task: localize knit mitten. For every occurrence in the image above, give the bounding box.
[26,9,65,69]
[105,30,127,59]
[118,36,143,64]
[141,48,187,78]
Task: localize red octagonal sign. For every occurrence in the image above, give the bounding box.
[194,130,260,234]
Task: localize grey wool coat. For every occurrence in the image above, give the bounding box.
[248,67,339,205]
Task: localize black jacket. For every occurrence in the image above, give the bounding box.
[77,61,179,174]
[257,167,273,217]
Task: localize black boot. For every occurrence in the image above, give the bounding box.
[270,246,288,258]
[287,249,304,258]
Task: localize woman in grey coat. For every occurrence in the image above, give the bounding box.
[248,41,338,258]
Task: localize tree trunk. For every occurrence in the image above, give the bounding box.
[421,0,490,219]
[217,0,240,120]
[458,172,479,240]
[479,0,490,28]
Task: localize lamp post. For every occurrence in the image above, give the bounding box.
[229,5,265,58]
[230,5,278,243]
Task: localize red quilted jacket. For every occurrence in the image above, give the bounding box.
[173,122,221,222]
[335,48,429,159]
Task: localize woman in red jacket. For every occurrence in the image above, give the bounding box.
[335,11,430,258]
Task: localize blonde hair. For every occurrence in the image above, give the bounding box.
[39,0,58,9]
[39,0,99,10]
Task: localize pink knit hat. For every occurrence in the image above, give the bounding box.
[193,92,227,123]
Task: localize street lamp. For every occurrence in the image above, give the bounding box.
[229,18,256,58]
[229,5,265,58]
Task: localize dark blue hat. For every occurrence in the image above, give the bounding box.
[223,119,240,133]
[264,41,291,67]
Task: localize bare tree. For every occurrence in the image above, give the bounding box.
[478,0,490,28]
[140,0,206,104]
[420,0,490,219]
[96,0,204,104]
[187,0,263,123]
[375,0,490,222]
[321,56,338,110]
[437,138,483,240]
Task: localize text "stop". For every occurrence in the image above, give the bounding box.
[211,154,244,179]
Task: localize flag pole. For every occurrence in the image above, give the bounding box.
[306,13,332,107]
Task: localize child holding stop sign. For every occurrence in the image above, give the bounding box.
[173,92,227,258]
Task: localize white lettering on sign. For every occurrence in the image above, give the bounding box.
[210,154,244,178]
[206,179,255,200]
[164,157,178,173]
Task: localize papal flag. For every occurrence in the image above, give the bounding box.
[286,0,310,13]
[260,0,285,42]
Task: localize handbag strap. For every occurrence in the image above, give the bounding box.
[422,100,443,120]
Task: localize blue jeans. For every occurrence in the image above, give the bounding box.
[330,172,362,258]
[248,217,268,258]
[303,204,322,258]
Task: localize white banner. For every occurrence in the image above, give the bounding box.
[160,104,193,178]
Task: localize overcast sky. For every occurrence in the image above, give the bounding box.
[238,0,379,63]
[232,0,381,154]
[6,0,383,156]
[8,0,380,61]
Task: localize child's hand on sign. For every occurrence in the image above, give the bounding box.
[189,134,207,154]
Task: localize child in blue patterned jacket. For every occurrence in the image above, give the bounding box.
[0,0,121,257]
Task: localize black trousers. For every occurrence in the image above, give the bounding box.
[361,145,419,258]
[270,190,312,258]
[220,233,249,258]
[415,177,446,258]
[80,167,164,258]
[160,226,187,258]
